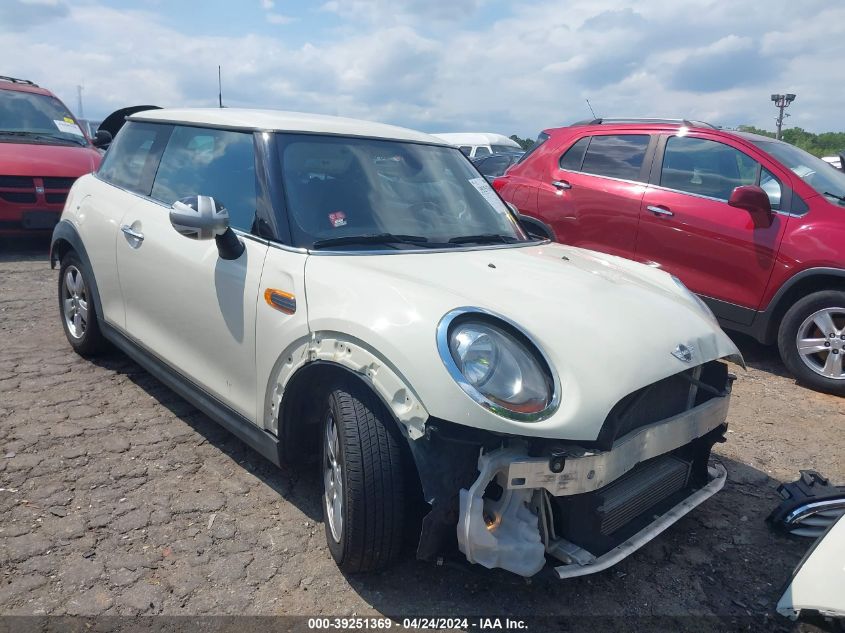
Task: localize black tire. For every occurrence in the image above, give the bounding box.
[777,290,845,396]
[321,380,405,573]
[58,251,107,357]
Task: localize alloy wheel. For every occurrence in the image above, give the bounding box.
[323,411,344,542]
[796,307,845,380]
[62,265,89,339]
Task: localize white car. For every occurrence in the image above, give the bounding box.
[430,132,522,158]
[51,108,742,578]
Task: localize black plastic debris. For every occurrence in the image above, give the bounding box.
[767,470,845,538]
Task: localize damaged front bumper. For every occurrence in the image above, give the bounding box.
[456,396,730,578]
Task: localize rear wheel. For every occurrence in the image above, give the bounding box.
[778,290,845,396]
[321,380,405,572]
[58,252,106,356]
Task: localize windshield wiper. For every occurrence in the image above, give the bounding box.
[311,233,431,250]
[823,191,845,204]
[448,233,520,245]
[0,130,86,146]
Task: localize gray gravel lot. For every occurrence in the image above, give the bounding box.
[1,236,843,630]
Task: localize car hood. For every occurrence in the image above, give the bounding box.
[778,514,845,620]
[304,241,741,439]
[0,141,100,176]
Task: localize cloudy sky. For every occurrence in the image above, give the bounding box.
[1,0,842,137]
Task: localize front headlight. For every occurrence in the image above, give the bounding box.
[437,309,558,421]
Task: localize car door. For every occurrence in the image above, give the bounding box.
[635,133,788,321]
[115,124,268,421]
[534,133,652,258]
[82,121,172,329]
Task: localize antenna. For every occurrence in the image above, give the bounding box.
[585,98,597,119]
[218,65,223,108]
[77,85,84,118]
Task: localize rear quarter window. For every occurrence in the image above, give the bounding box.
[580,134,650,181]
[98,121,171,195]
[559,137,590,171]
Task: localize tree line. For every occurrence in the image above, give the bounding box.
[510,129,844,157]
[736,126,845,158]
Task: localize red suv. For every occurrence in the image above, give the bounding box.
[494,118,845,395]
[0,76,105,235]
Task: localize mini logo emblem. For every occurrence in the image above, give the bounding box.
[672,344,693,362]
[35,186,44,194]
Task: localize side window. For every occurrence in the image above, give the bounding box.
[516,131,550,165]
[661,136,758,201]
[559,137,590,171]
[580,135,650,181]
[760,168,782,210]
[98,122,169,195]
[151,126,257,233]
[459,146,473,156]
[478,155,510,177]
[474,146,491,157]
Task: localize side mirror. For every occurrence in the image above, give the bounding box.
[92,129,112,149]
[728,185,773,227]
[169,195,244,260]
[515,212,552,241]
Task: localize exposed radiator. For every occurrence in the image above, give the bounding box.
[599,455,691,535]
[552,454,693,555]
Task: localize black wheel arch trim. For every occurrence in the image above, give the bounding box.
[753,267,845,344]
[50,220,106,321]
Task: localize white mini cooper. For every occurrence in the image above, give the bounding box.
[51,108,742,578]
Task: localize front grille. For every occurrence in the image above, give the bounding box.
[0,191,37,203]
[0,176,34,188]
[43,177,76,189]
[594,360,730,449]
[599,455,690,535]
[45,192,67,204]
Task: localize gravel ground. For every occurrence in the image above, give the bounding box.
[1,236,843,631]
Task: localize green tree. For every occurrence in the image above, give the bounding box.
[509,134,535,150]
[737,125,845,157]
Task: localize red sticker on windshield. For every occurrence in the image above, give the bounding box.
[328,211,347,228]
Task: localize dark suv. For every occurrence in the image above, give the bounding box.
[494,118,845,395]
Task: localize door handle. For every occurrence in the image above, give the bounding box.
[647,205,674,217]
[551,179,572,190]
[121,224,144,241]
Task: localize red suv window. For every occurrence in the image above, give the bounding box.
[568,134,651,182]
[559,137,589,171]
[661,136,783,208]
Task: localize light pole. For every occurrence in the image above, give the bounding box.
[771,93,796,140]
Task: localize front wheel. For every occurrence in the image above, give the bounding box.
[322,381,405,572]
[778,290,845,396]
[58,252,107,357]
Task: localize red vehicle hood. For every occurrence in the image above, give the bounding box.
[0,141,101,177]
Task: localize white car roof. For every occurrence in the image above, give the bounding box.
[431,132,521,148]
[129,108,447,145]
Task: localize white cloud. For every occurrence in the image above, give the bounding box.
[260,0,274,9]
[266,12,293,24]
[0,0,842,135]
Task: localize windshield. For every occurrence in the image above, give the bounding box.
[491,144,519,153]
[752,139,845,203]
[278,134,529,249]
[0,89,87,146]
